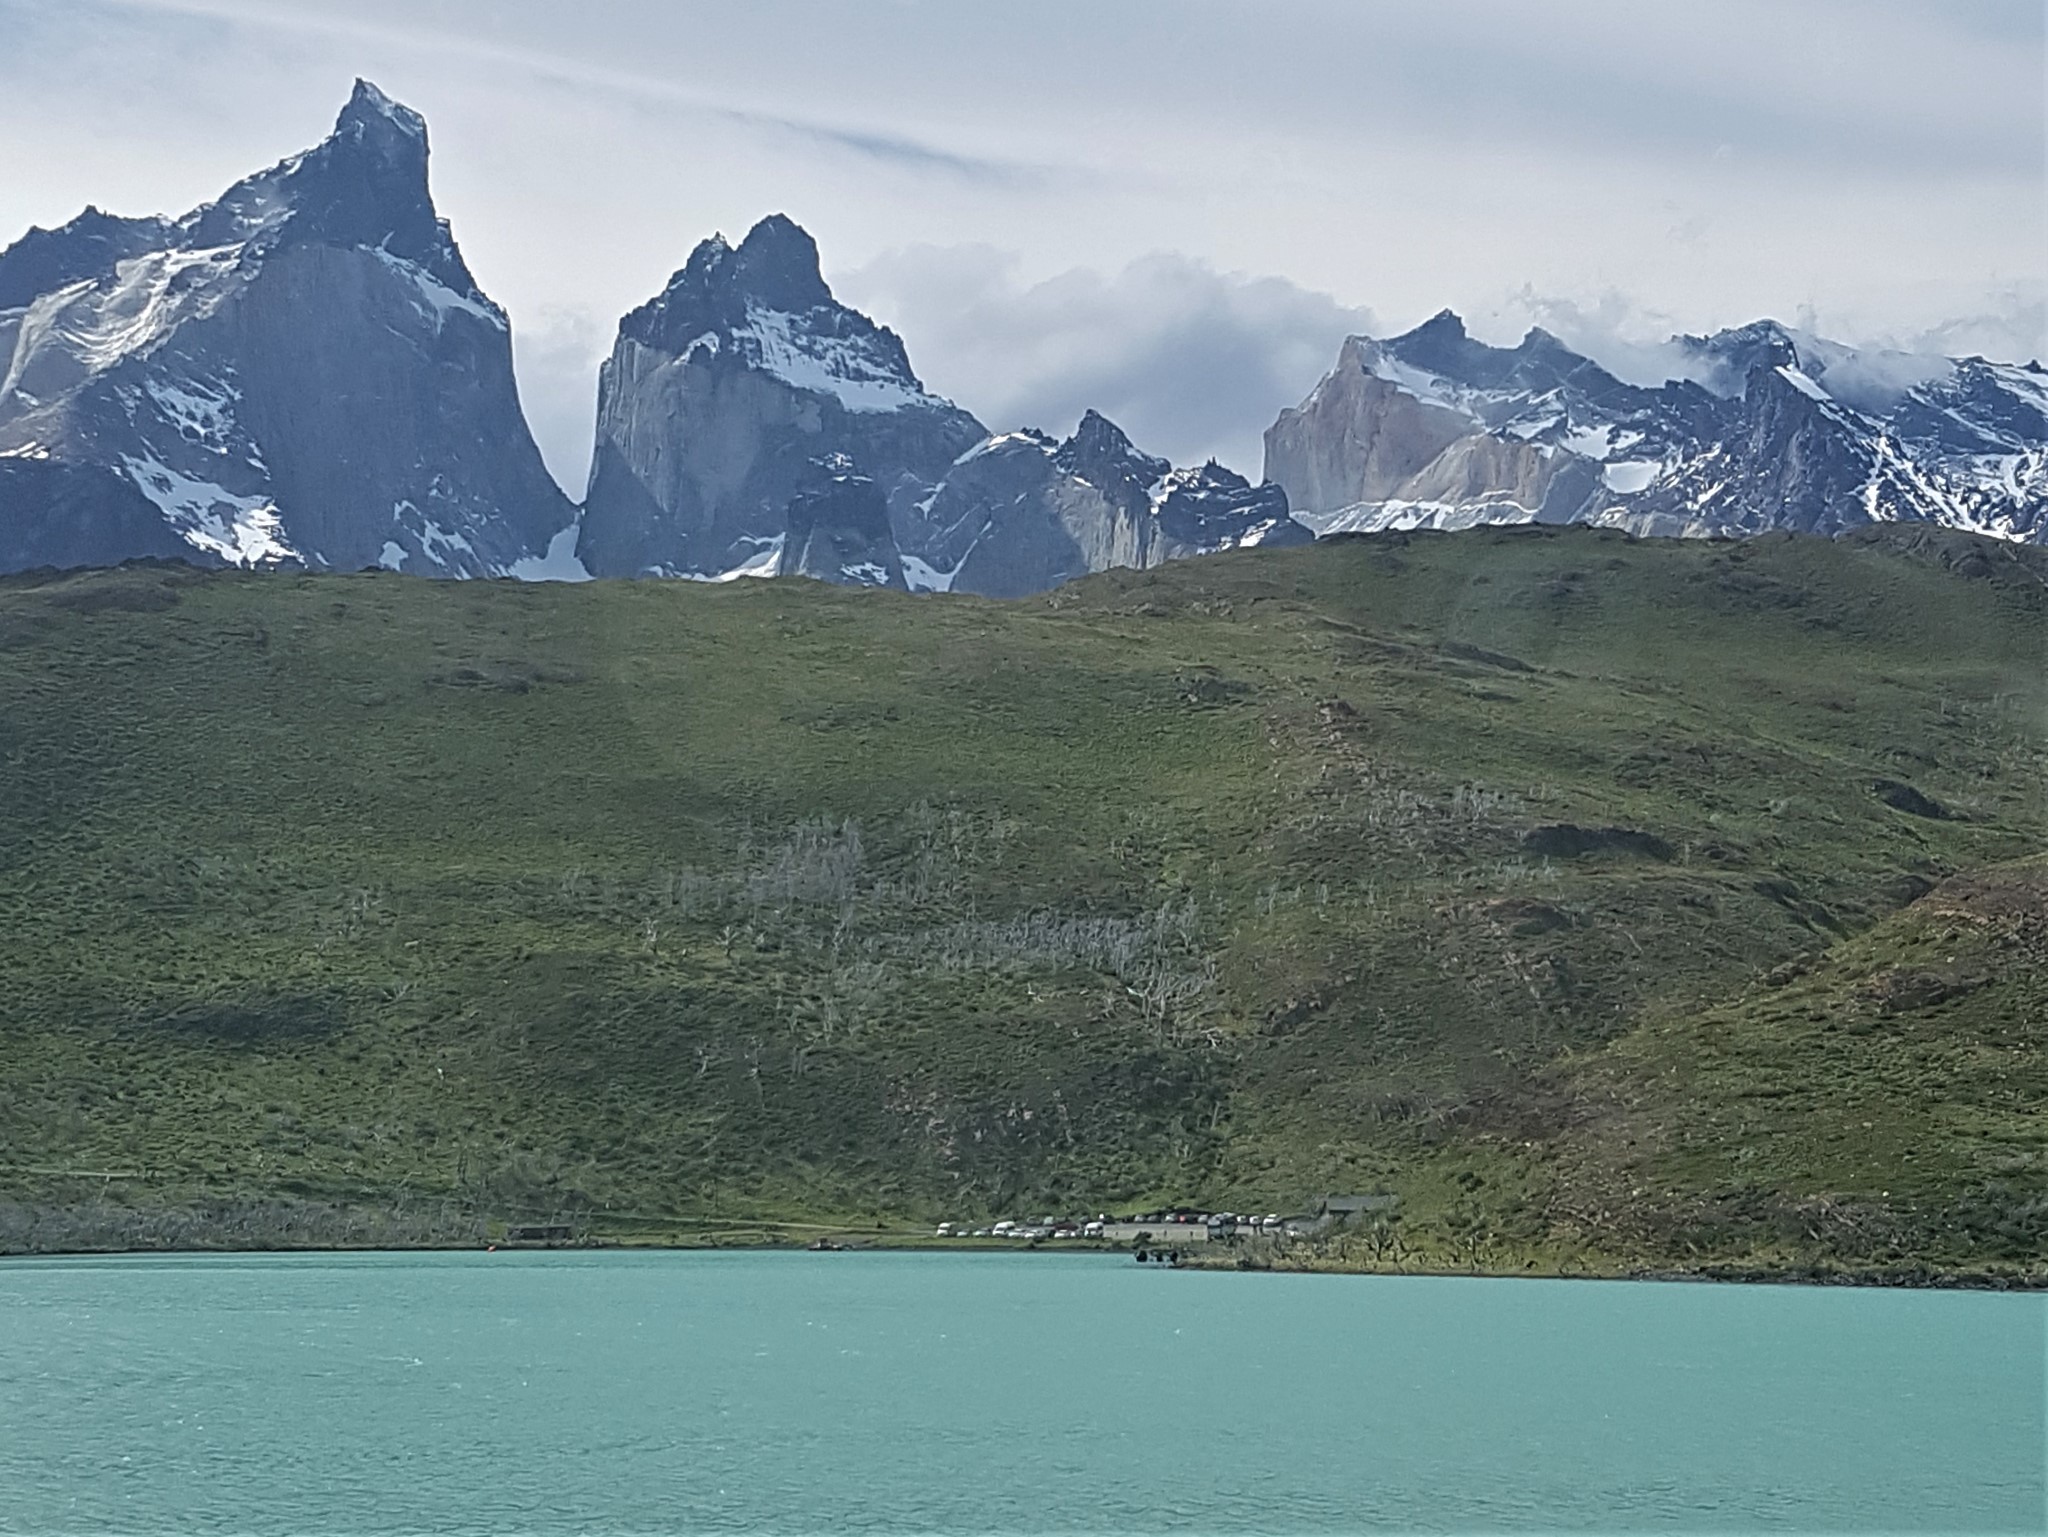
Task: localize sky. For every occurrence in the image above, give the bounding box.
[1,0,2041,491]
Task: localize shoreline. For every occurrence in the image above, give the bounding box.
[3,1236,2041,1291]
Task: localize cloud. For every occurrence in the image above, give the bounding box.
[1480,289,1735,393]
[89,0,1049,186]
[1896,288,2047,367]
[1478,282,2048,410]
[837,248,1372,475]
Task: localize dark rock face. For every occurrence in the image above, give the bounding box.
[0,80,573,576]
[0,460,192,570]
[1151,461,1312,554]
[943,411,1162,597]
[577,215,987,579]
[1267,314,2047,544]
[779,471,906,589]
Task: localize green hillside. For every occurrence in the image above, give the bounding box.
[1,524,2042,1279]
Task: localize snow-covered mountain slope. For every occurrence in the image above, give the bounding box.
[0,80,573,576]
[1266,313,2048,544]
[576,215,987,580]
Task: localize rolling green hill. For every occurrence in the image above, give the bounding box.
[1,523,2042,1279]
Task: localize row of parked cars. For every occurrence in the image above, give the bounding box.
[933,1211,1290,1240]
[947,1220,1090,1240]
[932,1218,1095,1240]
[1141,1211,1290,1233]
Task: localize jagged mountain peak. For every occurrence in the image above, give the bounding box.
[1055,409,1169,486]
[1344,314,1639,415]
[1516,325,1577,358]
[617,213,973,425]
[0,83,460,301]
[0,81,567,577]
[622,214,907,384]
[1378,308,1550,386]
[730,213,832,312]
[680,230,733,277]
[1410,307,1467,338]
[170,79,478,301]
[1391,308,1470,358]
[1065,408,1134,454]
[646,216,831,314]
[1149,458,1310,555]
[0,205,175,310]
[1682,318,1800,382]
[651,215,830,319]
[1697,317,1797,350]
[337,78,428,148]
[582,215,987,579]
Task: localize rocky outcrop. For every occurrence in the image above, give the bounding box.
[1267,312,2048,544]
[1151,461,1313,555]
[577,216,985,579]
[0,80,574,576]
[779,470,906,588]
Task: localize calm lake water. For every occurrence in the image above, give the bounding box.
[0,1250,2039,1535]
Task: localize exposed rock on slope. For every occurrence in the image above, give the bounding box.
[577,216,986,580]
[778,469,906,589]
[0,81,574,577]
[1266,312,2048,544]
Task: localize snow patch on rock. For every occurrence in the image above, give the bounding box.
[506,519,591,582]
[1602,460,1662,494]
[121,451,296,565]
[371,247,505,332]
[901,552,961,592]
[736,305,934,413]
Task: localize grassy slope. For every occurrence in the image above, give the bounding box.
[0,524,2041,1274]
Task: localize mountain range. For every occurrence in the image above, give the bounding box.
[1267,312,2046,543]
[3,82,2042,589]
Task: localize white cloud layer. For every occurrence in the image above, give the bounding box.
[1,0,2040,491]
[839,249,1372,476]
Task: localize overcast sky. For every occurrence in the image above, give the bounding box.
[2,0,2041,490]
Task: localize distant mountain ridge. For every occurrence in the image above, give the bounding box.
[1266,312,2047,544]
[3,82,2042,586]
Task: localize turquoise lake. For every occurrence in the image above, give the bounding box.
[0,1251,2040,1535]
